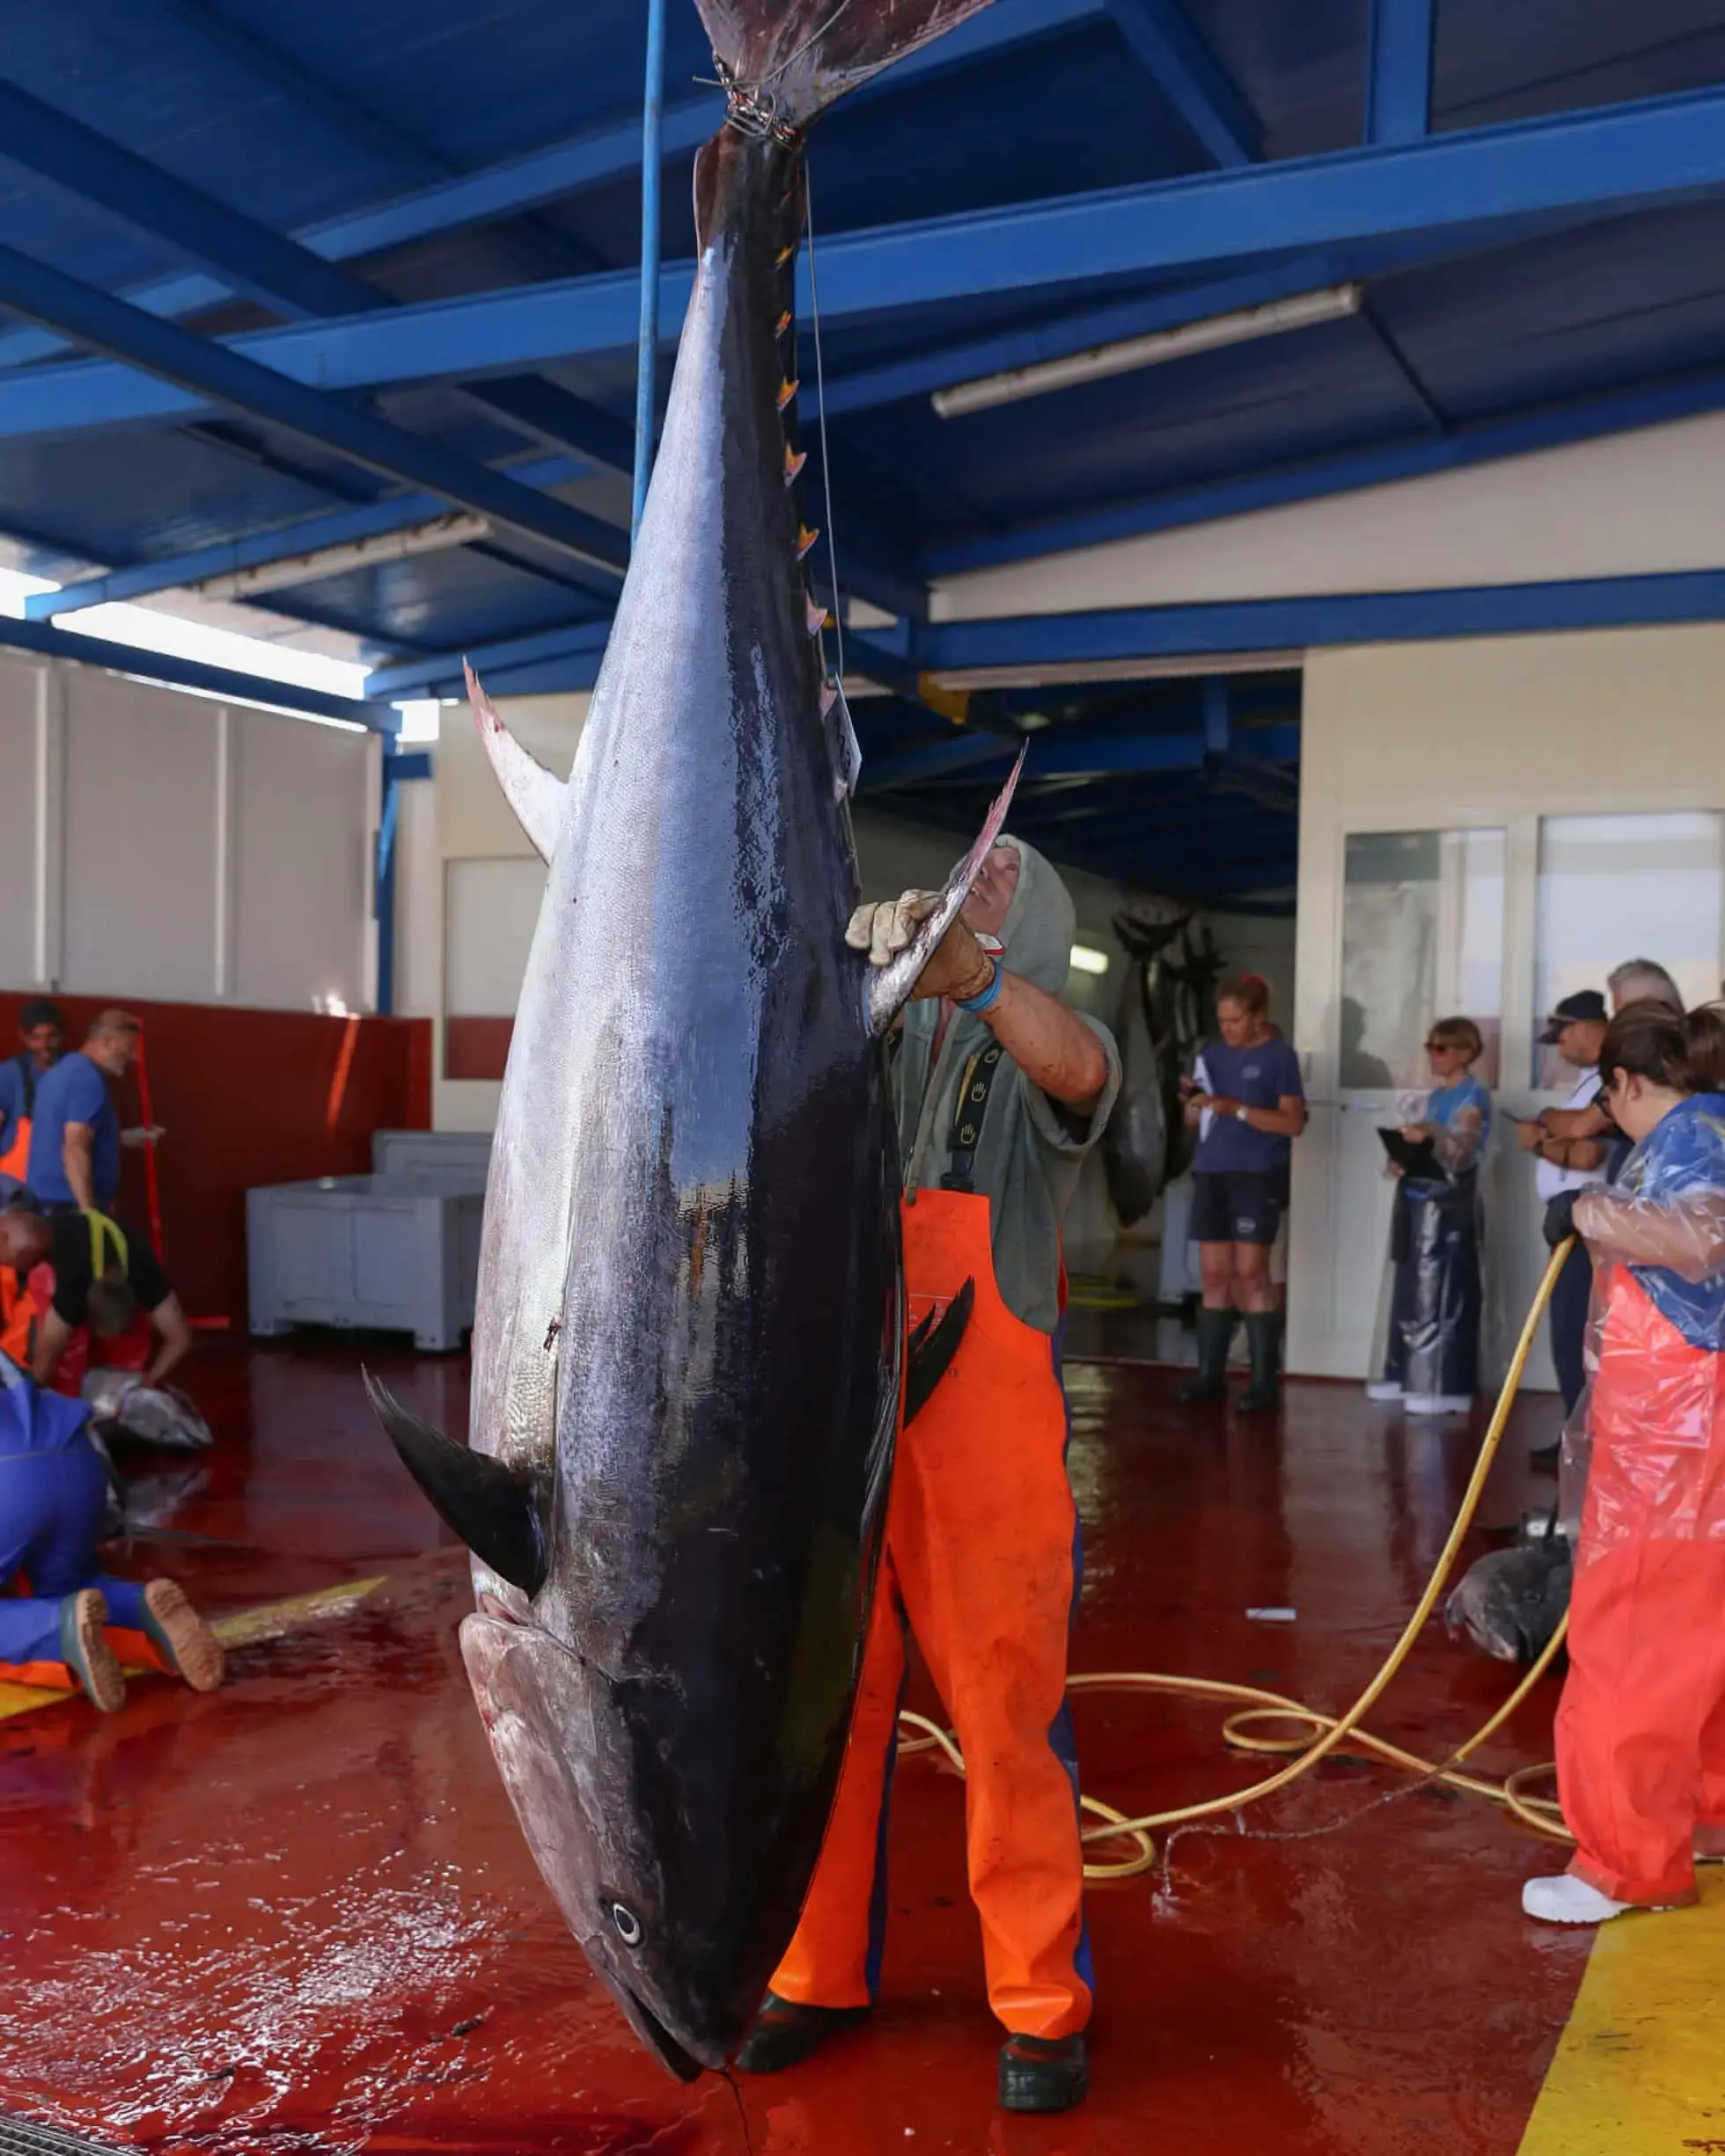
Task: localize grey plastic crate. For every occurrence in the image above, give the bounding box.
[371,1128,492,1184]
[246,1173,485,1352]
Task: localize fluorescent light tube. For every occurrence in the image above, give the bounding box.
[932,285,1363,419]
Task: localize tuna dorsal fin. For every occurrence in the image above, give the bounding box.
[695,0,1002,129]
[862,746,1026,1038]
[904,1278,973,1423]
[466,661,566,866]
[363,1370,549,1598]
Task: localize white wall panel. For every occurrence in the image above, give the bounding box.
[62,668,221,1001]
[935,411,1725,623]
[231,709,369,1010]
[444,856,546,1016]
[0,654,379,1015]
[0,657,41,988]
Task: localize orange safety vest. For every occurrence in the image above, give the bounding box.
[0,1052,39,1184]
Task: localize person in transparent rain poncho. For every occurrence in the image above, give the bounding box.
[1523,1000,1725,1926]
[1366,1015,1493,1416]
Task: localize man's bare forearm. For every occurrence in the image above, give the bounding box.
[979,969,1107,1108]
[62,1126,96,1211]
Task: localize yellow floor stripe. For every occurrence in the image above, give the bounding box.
[1518,1871,1725,2154]
[0,1574,387,1722]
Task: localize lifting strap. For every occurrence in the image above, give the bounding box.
[85,1211,128,1280]
[940,1039,1005,1195]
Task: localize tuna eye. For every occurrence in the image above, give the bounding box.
[610,1901,642,1947]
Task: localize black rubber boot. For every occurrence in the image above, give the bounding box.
[1530,1439,1562,1470]
[1237,1310,1283,1413]
[1177,1307,1236,1403]
[735,1992,870,2073]
[998,2032,1089,2113]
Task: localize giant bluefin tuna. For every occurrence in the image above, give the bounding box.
[367,0,1014,2082]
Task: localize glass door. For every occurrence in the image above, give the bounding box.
[1328,827,1506,1373]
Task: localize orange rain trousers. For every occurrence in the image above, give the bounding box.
[771,1187,1092,2039]
[1559,1268,1725,1906]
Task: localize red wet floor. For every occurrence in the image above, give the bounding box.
[0,1341,1590,2156]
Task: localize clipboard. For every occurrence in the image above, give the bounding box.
[1377,1127,1442,1178]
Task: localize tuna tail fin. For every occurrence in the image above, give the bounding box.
[695,0,1001,130]
[904,1278,973,1423]
[466,661,567,866]
[863,746,1025,1038]
[363,1369,549,1598]
[1112,910,1191,964]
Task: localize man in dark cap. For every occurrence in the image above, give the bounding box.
[0,999,66,1194]
[1514,991,1611,1465]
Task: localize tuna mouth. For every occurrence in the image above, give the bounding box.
[619,1983,711,2083]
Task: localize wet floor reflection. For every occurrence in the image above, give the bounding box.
[0,1338,1589,2153]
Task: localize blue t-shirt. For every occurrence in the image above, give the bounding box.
[1193,1035,1304,1175]
[26,1051,120,1208]
[0,1054,29,1154]
[1616,1093,1725,1352]
[1426,1072,1494,1161]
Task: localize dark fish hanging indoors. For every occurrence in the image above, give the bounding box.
[369,0,1016,2083]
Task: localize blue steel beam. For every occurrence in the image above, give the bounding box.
[919,572,1725,671]
[0,0,1104,373]
[923,361,1725,573]
[1364,0,1436,143]
[0,81,384,319]
[367,619,615,700]
[0,610,392,728]
[31,452,590,619]
[1102,0,1259,165]
[0,242,628,586]
[14,83,1725,441]
[856,719,1300,792]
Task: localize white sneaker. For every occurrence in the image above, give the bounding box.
[1523,1874,1665,1925]
[1365,1381,1404,1402]
[1405,1392,1472,1417]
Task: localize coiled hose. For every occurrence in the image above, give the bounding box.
[898,1240,1576,1880]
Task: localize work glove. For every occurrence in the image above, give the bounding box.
[1543,1188,1581,1250]
[845,892,995,1003]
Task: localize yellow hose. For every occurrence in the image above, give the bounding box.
[898,1240,1577,1880]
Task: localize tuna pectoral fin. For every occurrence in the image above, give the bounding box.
[466,661,566,865]
[905,1278,973,1424]
[863,748,1026,1038]
[363,1369,548,1597]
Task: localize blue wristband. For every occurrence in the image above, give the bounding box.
[955,960,1003,1014]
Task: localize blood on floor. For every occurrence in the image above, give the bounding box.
[0,1339,1589,2154]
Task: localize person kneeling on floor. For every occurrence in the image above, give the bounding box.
[1523,999,1725,1925]
[0,1205,192,1396]
[0,1351,223,1710]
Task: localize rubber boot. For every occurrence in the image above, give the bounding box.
[1237,1310,1283,1413]
[735,1992,871,2073]
[58,1589,125,1713]
[998,2033,1089,2113]
[1177,1307,1236,1404]
[143,1579,226,1693]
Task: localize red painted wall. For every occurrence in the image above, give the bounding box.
[0,993,431,1324]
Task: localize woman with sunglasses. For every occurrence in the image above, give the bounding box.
[1367,1016,1492,1415]
[1524,1000,1725,1925]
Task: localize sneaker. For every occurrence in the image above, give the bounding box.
[735,1993,870,2073]
[1695,1826,1725,1864]
[1405,1393,1472,1417]
[57,1588,126,1713]
[142,1579,225,1693]
[1522,1874,1669,1925]
[1364,1381,1404,1402]
[998,2033,1089,2114]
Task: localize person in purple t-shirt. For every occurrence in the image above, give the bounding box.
[1177,973,1307,1413]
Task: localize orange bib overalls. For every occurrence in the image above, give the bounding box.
[772,1055,1091,2038]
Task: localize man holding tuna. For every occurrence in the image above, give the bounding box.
[740,834,1119,2115]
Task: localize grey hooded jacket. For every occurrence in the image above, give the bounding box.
[893,835,1121,1335]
